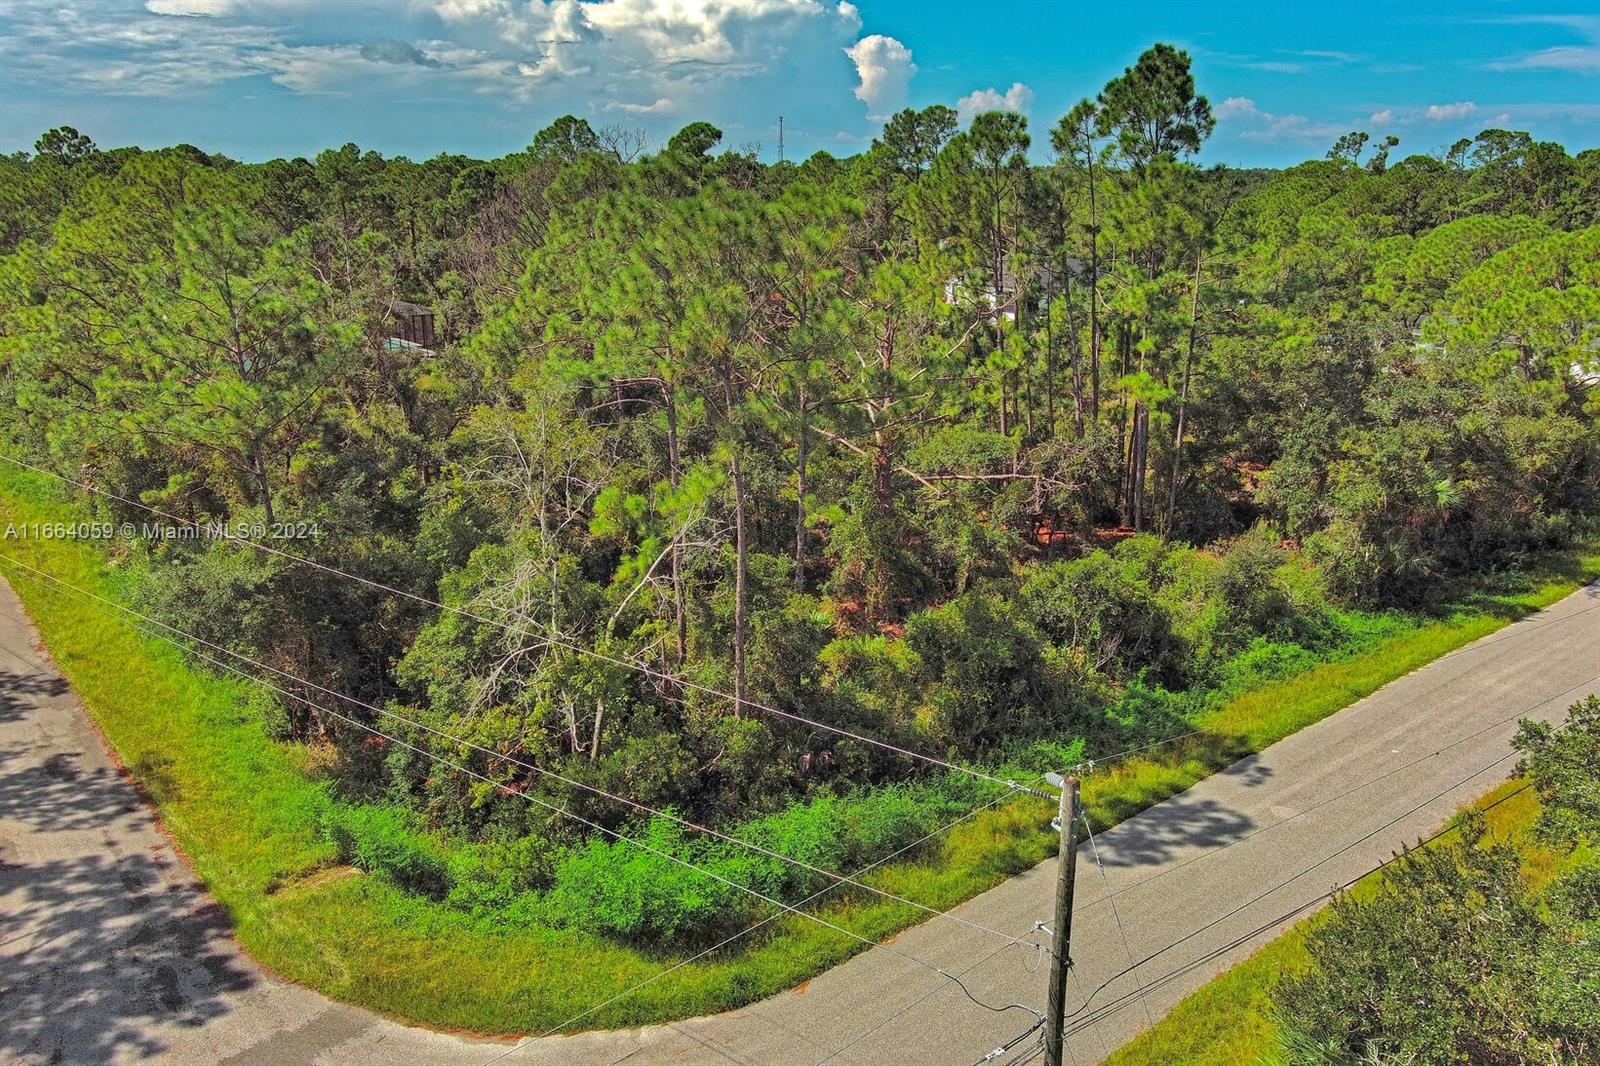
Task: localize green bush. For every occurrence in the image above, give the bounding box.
[538,778,999,945]
[906,589,1077,752]
[1211,526,1295,638]
[1102,676,1189,740]
[838,785,950,862]
[1203,639,1317,701]
[739,796,850,897]
[546,816,748,943]
[1023,548,1186,685]
[322,802,455,900]
[1275,696,1600,1064]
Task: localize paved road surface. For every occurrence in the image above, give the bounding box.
[2,575,1596,1064]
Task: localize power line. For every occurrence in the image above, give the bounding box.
[1073,728,1206,774]
[814,926,1047,1066]
[0,556,1040,1047]
[1067,779,1538,1033]
[0,453,1043,798]
[972,1018,1048,1065]
[0,548,1039,955]
[1077,811,1151,1030]
[1065,593,1600,778]
[1060,749,1525,1032]
[483,785,1026,1063]
[9,460,1592,1055]
[1065,669,1599,924]
[13,448,1590,805]
[1066,966,1110,1063]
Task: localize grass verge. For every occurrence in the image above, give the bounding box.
[1,462,1595,1034]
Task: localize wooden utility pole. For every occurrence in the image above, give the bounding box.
[1044,775,1080,1066]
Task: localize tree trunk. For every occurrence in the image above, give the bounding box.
[663,383,687,667]
[998,360,1008,436]
[1064,278,1084,437]
[1087,163,1101,425]
[1166,253,1204,533]
[794,385,808,592]
[1117,325,1132,520]
[1132,402,1149,531]
[249,444,275,526]
[1044,285,1058,437]
[1015,286,1033,441]
[730,446,748,718]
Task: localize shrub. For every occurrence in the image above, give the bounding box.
[740,796,849,897]
[838,785,947,863]
[1022,549,1185,684]
[546,815,748,943]
[322,802,454,900]
[1516,693,1600,843]
[1211,526,1294,637]
[1275,698,1600,1064]
[1203,638,1317,701]
[1102,676,1188,741]
[906,590,1075,752]
[1275,827,1591,1065]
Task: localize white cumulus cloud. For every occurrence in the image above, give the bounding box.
[956,81,1033,123]
[1425,101,1477,121]
[1369,108,1394,125]
[9,0,910,151]
[1216,96,1259,120]
[1214,95,1343,142]
[144,0,239,14]
[608,96,674,113]
[844,34,914,120]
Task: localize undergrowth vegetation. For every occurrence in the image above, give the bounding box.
[3,462,1594,1031]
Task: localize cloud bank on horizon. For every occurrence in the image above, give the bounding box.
[0,0,1596,165]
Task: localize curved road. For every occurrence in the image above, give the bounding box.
[3,576,1597,1065]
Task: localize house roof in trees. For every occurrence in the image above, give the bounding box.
[386,299,434,318]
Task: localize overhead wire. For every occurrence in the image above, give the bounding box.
[1063,668,1600,925]
[1077,810,1152,1030]
[1059,592,1600,777]
[1066,779,1537,1033]
[813,926,1047,1066]
[1020,653,1597,1054]
[0,555,1042,1054]
[0,548,1039,955]
[971,1017,1048,1065]
[13,447,1592,807]
[1060,749,1527,1032]
[483,785,1027,1063]
[1066,965,1111,1063]
[10,457,1595,1060]
[0,453,1044,798]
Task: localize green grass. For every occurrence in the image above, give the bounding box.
[1103,780,1549,1066]
[1,461,1595,1034]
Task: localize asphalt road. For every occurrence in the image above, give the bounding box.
[2,575,1597,1065]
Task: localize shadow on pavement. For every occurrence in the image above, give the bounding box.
[0,746,141,833]
[0,659,255,1063]
[1,850,256,1063]
[1089,793,1256,869]
[0,665,69,723]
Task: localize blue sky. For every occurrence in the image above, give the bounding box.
[1,1,1597,167]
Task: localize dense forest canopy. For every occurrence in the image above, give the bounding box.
[2,45,1596,942]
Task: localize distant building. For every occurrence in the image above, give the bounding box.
[385,299,438,351]
[942,258,1086,323]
